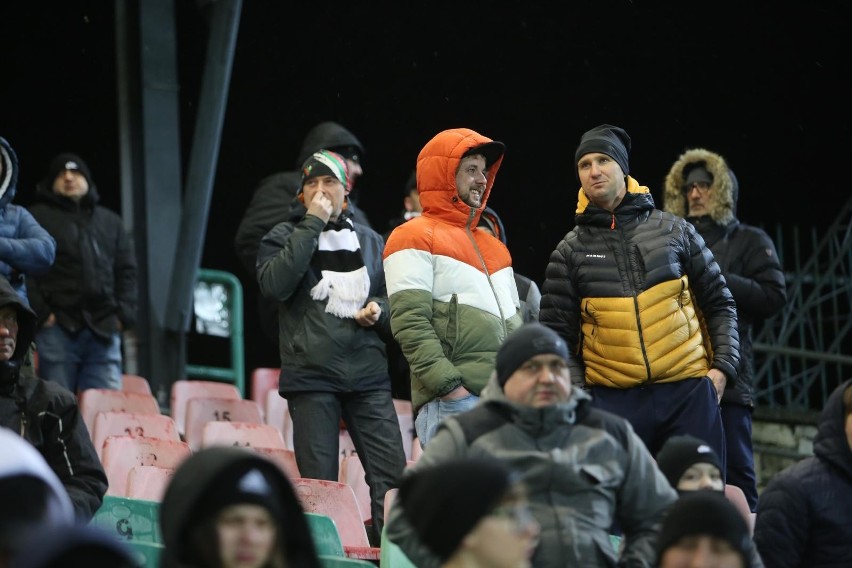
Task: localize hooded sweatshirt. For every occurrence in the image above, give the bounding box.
[0,137,56,302]
[663,148,786,406]
[159,446,321,568]
[0,426,76,553]
[754,379,852,568]
[383,128,522,412]
[0,275,108,520]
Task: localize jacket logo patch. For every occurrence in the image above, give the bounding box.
[586,254,606,259]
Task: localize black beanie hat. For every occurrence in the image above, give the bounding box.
[655,435,723,489]
[496,323,569,387]
[656,491,752,568]
[196,461,285,523]
[399,457,518,561]
[299,150,350,193]
[45,153,94,187]
[574,124,631,175]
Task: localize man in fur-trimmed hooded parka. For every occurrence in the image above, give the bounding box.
[663,148,786,512]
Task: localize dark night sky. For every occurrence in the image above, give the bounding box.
[5,1,850,370]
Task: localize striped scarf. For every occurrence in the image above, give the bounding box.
[309,217,370,318]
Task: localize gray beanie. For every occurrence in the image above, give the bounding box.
[574,124,631,175]
[496,323,569,387]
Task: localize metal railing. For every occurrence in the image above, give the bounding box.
[752,196,852,410]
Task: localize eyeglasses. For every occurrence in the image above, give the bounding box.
[491,503,537,534]
[682,181,711,196]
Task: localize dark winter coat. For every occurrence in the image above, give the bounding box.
[386,375,678,568]
[257,209,392,393]
[753,379,852,568]
[0,276,107,520]
[663,148,786,407]
[0,137,56,302]
[234,122,371,343]
[26,163,137,339]
[540,177,740,388]
[234,121,371,276]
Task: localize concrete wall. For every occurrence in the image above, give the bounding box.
[753,408,820,494]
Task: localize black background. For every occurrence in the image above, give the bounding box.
[5,1,849,372]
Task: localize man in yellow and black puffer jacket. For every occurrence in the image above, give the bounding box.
[540,124,740,466]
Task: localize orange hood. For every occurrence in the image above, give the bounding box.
[416,128,504,227]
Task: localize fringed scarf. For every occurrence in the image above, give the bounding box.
[310,217,370,318]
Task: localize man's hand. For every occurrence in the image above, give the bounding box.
[440,385,471,401]
[354,301,381,327]
[707,368,727,403]
[306,192,333,223]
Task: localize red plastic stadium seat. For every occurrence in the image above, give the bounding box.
[170,379,241,437]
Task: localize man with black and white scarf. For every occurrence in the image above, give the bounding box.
[257,150,406,545]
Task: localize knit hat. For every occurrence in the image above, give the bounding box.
[655,435,723,489]
[44,153,94,187]
[496,323,569,387]
[684,164,714,188]
[656,491,752,568]
[574,124,631,175]
[300,150,350,192]
[196,462,285,523]
[463,140,506,168]
[399,458,518,561]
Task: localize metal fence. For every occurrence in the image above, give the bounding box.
[752,196,852,411]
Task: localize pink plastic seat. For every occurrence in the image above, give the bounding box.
[390,398,416,460]
[101,435,191,497]
[383,487,398,527]
[121,374,153,395]
[184,397,263,452]
[250,367,279,406]
[170,380,241,436]
[79,389,161,437]
[339,429,358,462]
[126,464,176,502]
[201,421,286,450]
[91,411,180,459]
[724,484,755,535]
[264,390,294,450]
[410,437,423,462]
[292,477,379,561]
[250,447,301,480]
[339,455,371,523]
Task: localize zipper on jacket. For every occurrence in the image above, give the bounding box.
[610,213,616,230]
[615,222,652,381]
[466,213,507,335]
